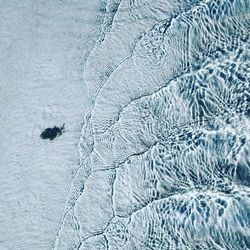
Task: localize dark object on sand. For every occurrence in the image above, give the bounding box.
[40,124,65,141]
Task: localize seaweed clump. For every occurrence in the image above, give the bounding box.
[40,124,65,141]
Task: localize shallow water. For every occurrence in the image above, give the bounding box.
[56,0,249,249]
[0,1,102,249]
[1,0,249,249]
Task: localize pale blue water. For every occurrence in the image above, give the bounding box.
[1,0,249,249]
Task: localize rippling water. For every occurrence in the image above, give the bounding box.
[54,0,250,249]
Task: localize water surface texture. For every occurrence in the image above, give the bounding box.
[55,0,250,249]
[1,0,250,249]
